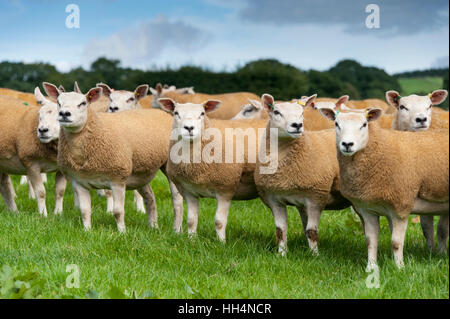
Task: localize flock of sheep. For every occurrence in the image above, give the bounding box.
[0,81,448,271]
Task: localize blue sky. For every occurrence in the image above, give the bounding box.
[0,0,448,74]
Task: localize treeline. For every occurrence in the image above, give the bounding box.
[0,57,440,101]
[394,68,449,78]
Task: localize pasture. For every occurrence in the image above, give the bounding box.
[0,172,448,299]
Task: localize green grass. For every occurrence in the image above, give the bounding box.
[398,77,443,96]
[0,172,448,299]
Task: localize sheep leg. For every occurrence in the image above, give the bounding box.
[169,180,184,234]
[134,190,145,214]
[0,173,18,212]
[184,193,199,237]
[7,175,16,199]
[27,177,36,199]
[268,200,288,256]
[111,183,126,232]
[437,215,449,254]
[305,202,322,255]
[296,206,308,234]
[27,167,47,217]
[53,171,66,215]
[137,184,158,228]
[105,189,113,214]
[72,181,92,231]
[420,215,435,251]
[390,216,409,269]
[20,175,28,185]
[215,194,232,242]
[357,209,380,271]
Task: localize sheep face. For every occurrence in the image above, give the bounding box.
[43,83,102,133]
[320,108,383,156]
[232,100,263,120]
[34,87,60,143]
[158,98,221,141]
[262,94,316,139]
[98,84,149,113]
[37,102,60,143]
[386,90,448,131]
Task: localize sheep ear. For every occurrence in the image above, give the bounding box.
[163,84,169,89]
[156,83,163,95]
[386,90,401,108]
[134,84,149,100]
[261,94,275,112]
[34,87,45,105]
[430,90,448,105]
[319,108,336,121]
[335,95,349,109]
[304,94,317,108]
[74,81,82,94]
[248,99,262,109]
[149,87,157,95]
[366,108,383,122]
[203,100,221,113]
[158,98,176,113]
[43,82,61,100]
[58,85,66,92]
[96,83,112,98]
[86,87,102,104]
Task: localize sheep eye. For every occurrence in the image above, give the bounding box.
[273,110,281,116]
[174,111,179,116]
[361,122,368,129]
[335,122,340,129]
[399,105,408,111]
[78,101,87,108]
[201,112,205,116]
[128,97,135,102]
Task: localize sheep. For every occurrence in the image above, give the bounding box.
[153,86,260,120]
[254,94,351,255]
[43,82,183,232]
[319,107,449,269]
[95,82,152,213]
[157,97,267,241]
[386,89,449,251]
[231,99,265,120]
[386,90,449,131]
[0,89,66,216]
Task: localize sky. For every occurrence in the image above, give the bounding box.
[0,0,448,74]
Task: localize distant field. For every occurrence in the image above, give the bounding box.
[0,172,448,299]
[398,77,443,95]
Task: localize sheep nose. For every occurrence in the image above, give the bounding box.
[59,111,71,117]
[38,128,49,133]
[291,122,303,129]
[341,141,354,150]
[415,117,427,124]
[184,126,194,133]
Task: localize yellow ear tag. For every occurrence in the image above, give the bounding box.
[428,93,432,99]
[366,111,370,119]
[297,101,306,106]
[88,94,92,99]
[134,91,139,97]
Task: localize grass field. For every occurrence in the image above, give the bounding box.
[0,172,448,299]
[398,77,444,95]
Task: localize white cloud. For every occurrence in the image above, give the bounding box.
[82,15,210,69]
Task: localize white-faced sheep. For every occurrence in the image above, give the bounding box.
[158,97,267,241]
[43,82,183,232]
[320,107,449,269]
[254,94,351,255]
[386,89,449,251]
[153,86,260,120]
[0,90,66,216]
